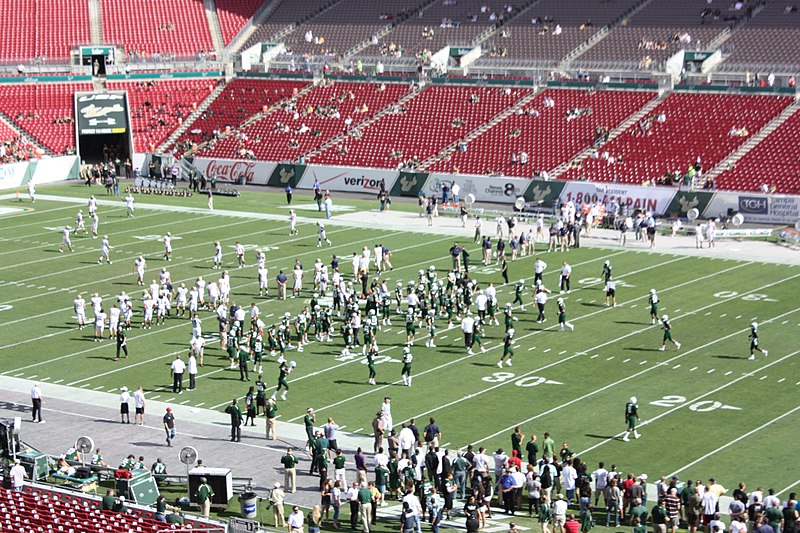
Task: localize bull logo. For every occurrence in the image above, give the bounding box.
[529,185,552,202]
[678,195,700,213]
[279,167,295,184]
[81,103,124,118]
[400,176,417,192]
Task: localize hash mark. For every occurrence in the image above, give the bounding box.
[673,365,681,369]
[543,348,551,353]
[759,375,769,381]
[690,367,698,372]
[707,369,715,374]
[639,360,648,365]
[623,358,631,363]
[590,354,599,359]
[724,371,732,376]
[606,356,614,361]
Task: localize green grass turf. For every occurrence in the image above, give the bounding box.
[3,185,800,515]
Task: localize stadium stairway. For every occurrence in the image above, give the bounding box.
[341,0,438,64]
[269,0,348,45]
[203,0,226,55]
[158,79,230,153]
[705,2,765,52]
[699,100,800,187]
[302,85,423,161]
[419,88,542,170]
[225,0,286,54]
[0,112,51,156]
[469,0,544,49]
[562,0,654,68]
[88,0,102,43]
[548,89,666,179]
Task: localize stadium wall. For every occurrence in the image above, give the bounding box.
[0,155,80,190]
[191,157,800,224]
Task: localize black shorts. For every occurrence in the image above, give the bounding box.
[328,439,338,451]
[256,396,266,407]
[607,289,616,297]
[135,407,144,415]
[120,404,129,414]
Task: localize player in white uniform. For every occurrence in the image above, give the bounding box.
[90,293,103,318]
[319,265,329,295]
[196,276,207,308]
[124,194,135,217]
[190,333,206,366]
[75,210,87,235]
[217,273,229,306]
[149,280,160,301]
[133,256,146,285]
[159,267,171,287]
[212,241,223,269]
[188,287,199,315]
[109,304,121,339]
[87,195,97,217]
[559,261,572,294]
[317,222,331,247]
[292,264,303,297]
[163,232,173,261]
[141,294,154,328]
[156,294,169,325]
[119,292,132,330]
[289,209,298,236]
[256,250,266,269]
[207,280,220,310]
[374,244,384,273]
[73,294,86,329]
[97,235,112,264]
[604,279,617,307]
[94,308,107,342]
[175,283,188,317]
[60,226,74,252]
[90,213,99,239]
[258,265,269,296]
[27,181,36,203]
[235,242,245,268]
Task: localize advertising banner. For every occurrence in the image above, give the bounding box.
[560,182,677,214]
[192,158,277,185]
[703,192,800,224]
[390,171,429,198]
[30,156,80,184]
[426,173,530,204]
[298,166,397,194]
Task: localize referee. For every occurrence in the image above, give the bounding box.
[31,383,44,423]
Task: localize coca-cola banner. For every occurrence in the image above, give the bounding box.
[297,165,399,193]
[192,158,277,185]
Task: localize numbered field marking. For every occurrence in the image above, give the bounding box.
[650,395,740,412]
[579,277,636,288]
[481,373,561,388]
[713,291,778,303]
[0,304,12,312]
[132,235,183,241]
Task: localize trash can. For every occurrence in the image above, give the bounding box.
[239,491,258,519]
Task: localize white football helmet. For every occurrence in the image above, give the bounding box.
[662,314,669,321]
[630,396,637,404]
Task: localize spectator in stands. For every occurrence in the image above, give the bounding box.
[10,459,27,491]
[166,508,184,525]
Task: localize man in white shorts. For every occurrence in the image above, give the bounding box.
[98,235,113,264]
[235,242,245,268]
[317,222,331,247]
[109,304,121,340]
[258,265,269,297]
[60,226,74,252]
[125,193,135,217]
[73,293,86,329]
[75,210,86,235]
[213,241,223,269]
[163,232,173,261]
[134,256,146,285]
[94,307,107,342]
[90,213,100,239]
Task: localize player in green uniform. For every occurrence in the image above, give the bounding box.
[748,322,768,360]
[601,260,612,283]
[238,345,250,382]
[648,289,660,325]
[381,294,392,326]
[622,396,640,442]
[557,298,574,331]
[405,310,416,346]
[226,333,239,370]
[487,294,499,326]
[659,314,681,351]
[504,303,518,333]
[401,346,413,386]
[497,328,515,367]
[472,320,487,353]
[425,310,437,348]
[255,375,267,416]
[271,360,295,401]
[366,345,377,385]
[340,323,353,356]
[513,280,526,311]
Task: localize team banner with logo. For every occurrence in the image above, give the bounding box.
[559,182,677,214]
[267,163,306,188]
[702,192,800,224]
[297,165,398,194]
[390,171,429,198]
[663,190,715,218]
[191,158,277,185]
[523,180,566,206]
[75,92,129,135]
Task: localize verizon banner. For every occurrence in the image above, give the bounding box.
[560,182,677,214]
[298,165,399,194]
[192,158,277,185]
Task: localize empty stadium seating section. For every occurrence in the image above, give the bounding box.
[101,0,213,57]
[216,0,264,45]
[0,83,92,155]
[429,88,655,176]
[560,93,792,185]
[715,107,800,194]
[107,79,219,152]
[198,81,410,161]
[0,487,208,532]
[0,0,90,59]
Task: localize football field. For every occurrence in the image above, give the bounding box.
[1,185,799,499]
